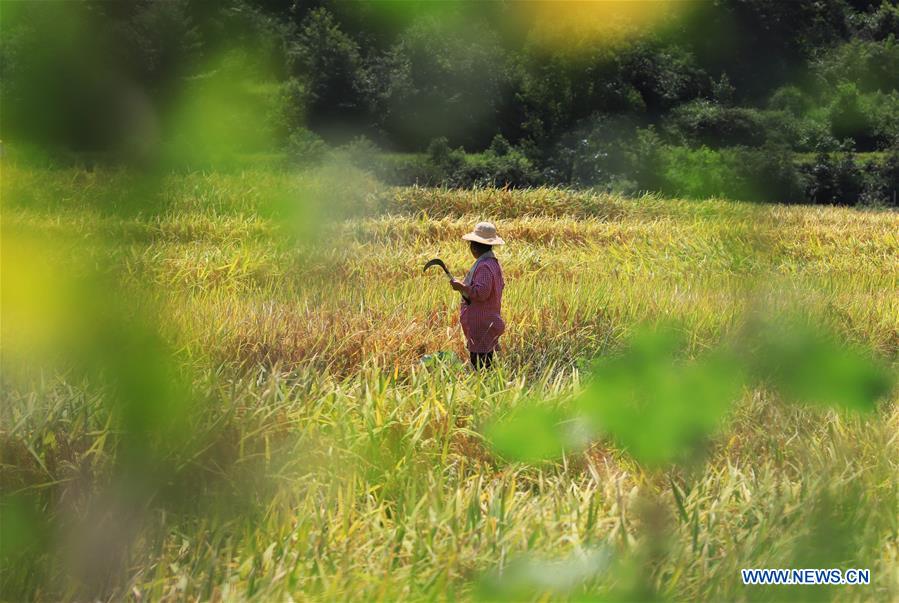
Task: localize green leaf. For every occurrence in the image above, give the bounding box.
[576,326,744,467]
[749,319,894,412]
[485,403,571,463]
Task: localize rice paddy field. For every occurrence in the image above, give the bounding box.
[2,163,898,602]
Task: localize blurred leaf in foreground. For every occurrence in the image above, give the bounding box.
[485,402,582,463]
[0,494,47,563]
[163,48,279,168]
[476,547,612,601]
[746,317,894,412]
[576,326,745,467]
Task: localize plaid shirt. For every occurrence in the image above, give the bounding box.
[460,255,505,353]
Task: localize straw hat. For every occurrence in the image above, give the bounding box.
[462,221,505,245]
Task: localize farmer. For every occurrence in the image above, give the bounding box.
[450,222,506,369]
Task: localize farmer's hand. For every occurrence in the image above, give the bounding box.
[450,278,466,292]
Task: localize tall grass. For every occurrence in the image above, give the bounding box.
[1,164,897,601]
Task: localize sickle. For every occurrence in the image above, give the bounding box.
[423,258,453,278]
[423,258,470,304]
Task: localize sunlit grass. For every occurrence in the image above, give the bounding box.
[1,164,897,601]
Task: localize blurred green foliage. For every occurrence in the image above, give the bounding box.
[577,327,743,467]
[486,318,894,469]
[476,548,613,601]
[163,49,282,167]
[746,318,895,412]
[485,403,574,463]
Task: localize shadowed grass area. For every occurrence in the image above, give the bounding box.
[1,164,897,601]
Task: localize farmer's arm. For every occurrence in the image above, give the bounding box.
[451,266,493,302]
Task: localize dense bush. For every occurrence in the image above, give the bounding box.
[769,86,809,115]
[793,149,899,207]
[803,150,865,205]
[732,145,809,202]
[666,101,768,148]
[285,129,328,165]
[657,144,805,202]
[335,135,380,170]
[540,116,661,191]
[622,128,667,194]
[421,136,538,188]
[657,145,897,206]
[373,154,444,186]
[828,83,879,150]
[860,150,899,206]
[813,36,899,93]
[371,19,511,149]
[661,145,736,198]
[336,135,537,188]
[851,2,899,40]
[454,147,538,189]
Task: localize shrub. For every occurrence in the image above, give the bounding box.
[757,110,806,148]
[659,144,807,202]
[285,129,328,165]
[661,146,736,198]
[622,127,666,193]
[273,78,310,143]
[427,137,454,165]
[769,86,809,115]
[542,115,650,188]
[488,134,512,157]
[869,91,899,149]
[427,137,467,179]
[731,144,808,202]
[337,135,380,170]
[859,149,899,206]
[857,2,899,41]
[666,101,768,148]
[828,83,878,150]
[479,147,539,188]
[374,154,444,186]
[444,148,538,189]
[362,135,538,188]
[712,73,736,106]
[795,118,839,152]
[813,37,899,93]
[802,149,865,205]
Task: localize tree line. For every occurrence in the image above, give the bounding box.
[2,0,897,204]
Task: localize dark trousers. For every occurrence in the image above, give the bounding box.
[470,351,494,370]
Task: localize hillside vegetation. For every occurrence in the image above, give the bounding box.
[3,1,898,203]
